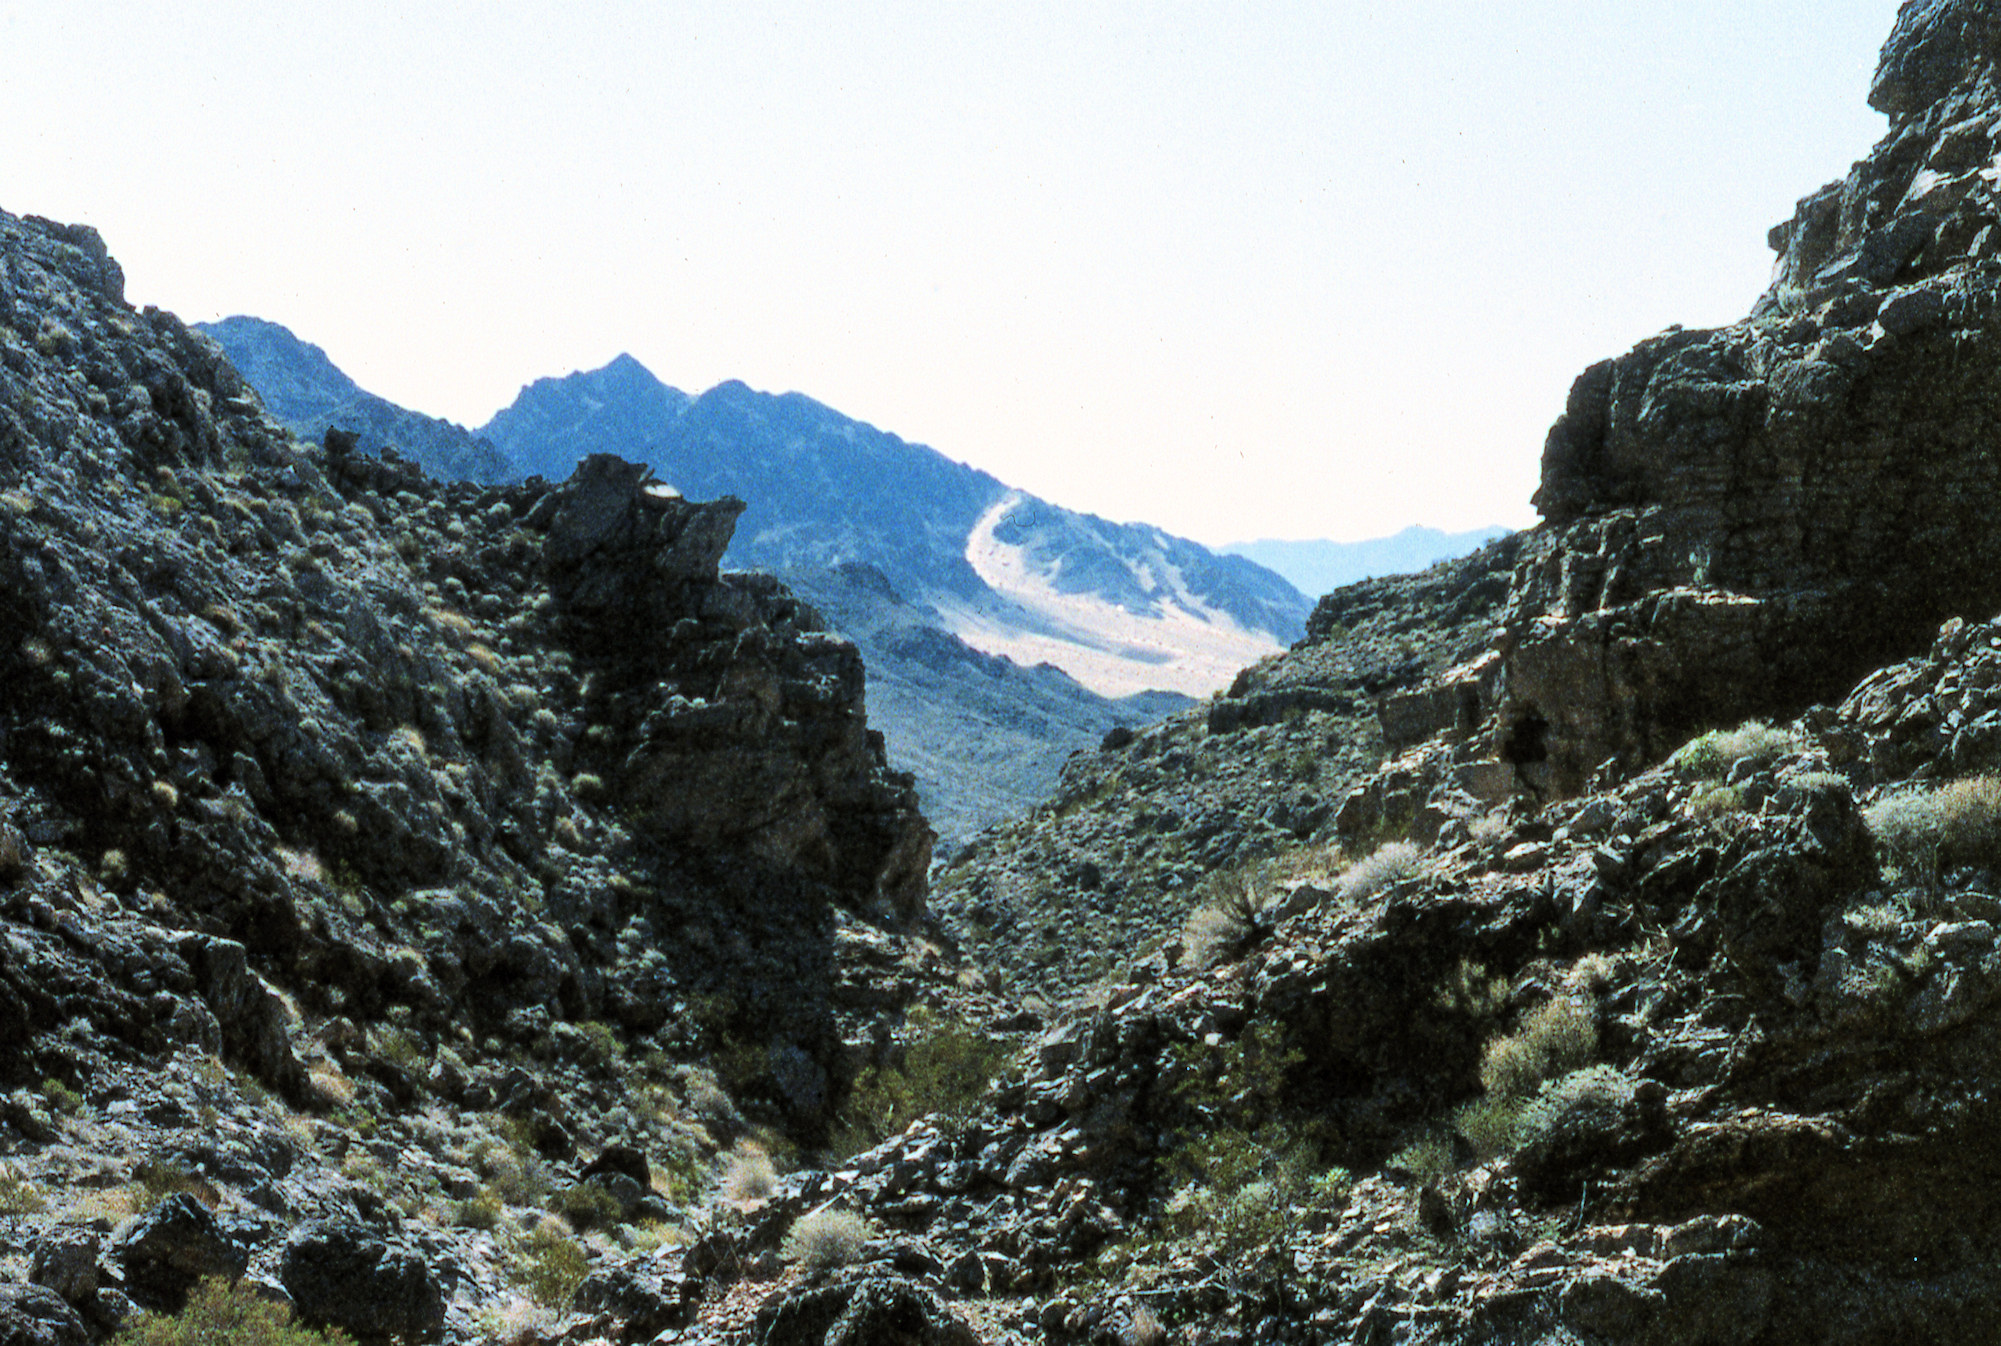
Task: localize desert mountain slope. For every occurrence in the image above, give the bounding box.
[0,206,980,1342]
[203,328,1225,843]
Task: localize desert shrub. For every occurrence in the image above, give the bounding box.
[1122,1306,1170,1346]
[575,1020,621,1070]
[1451,1095,1528,1161]
[683,1070,738,1130]
[117,1276,353,1345]
[132,1159,214,1211]
[1161,1128,1338,1255]
[830,1008,1009,1157]
[1154,1023,1341,1255]
[481,1143,550,1207]
[1338,840,1423,902]
[1182,865,1266,967]
[509,1221,589,1310]
[1514,1065,1634,1148]
[1386,1131,1454,1185]
[721,1147,778,1203]
[1687,784,1745,821]
[1866,775,2001,885]
[780,1208,873,1271]
[1478,996,1596,1101]
[1435,958,1510,1019]
[450,1189,505,1231]
[1671,720,1797,780]
[552,1181,623,1230]
[0,1164,45,1214]
[41,1079,82,1115]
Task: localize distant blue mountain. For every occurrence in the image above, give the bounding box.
[1223,526,1513,598]
[199,317,515,484]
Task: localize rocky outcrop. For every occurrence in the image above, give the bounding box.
[1487,0,2001,793]
[0,203,962,1342]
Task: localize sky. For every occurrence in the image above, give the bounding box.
[0,2,1899,547]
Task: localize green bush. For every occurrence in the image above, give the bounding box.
[780,1209,873,1271]
[1162,1127,1342,1256]
[117,1276,353,1345]
[1478,996,1596,1101]
[509,1223,588,1309]
[553,1181,624,1229]
[1514,1065,1634,1148]
[40,1079,82,1115]
[1386,1131,1454,1185]
[450,1189,505,1231]
[132,1158,212,1211]
[1670,720,1797,780]
[830,1008,1009,1157]
[1450,1095,1528,1161]
[1687,784,1745,821]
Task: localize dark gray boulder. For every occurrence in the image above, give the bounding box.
[0,1284,88,1346]
[111,1193,249,1306]
[280,1217,445,1343]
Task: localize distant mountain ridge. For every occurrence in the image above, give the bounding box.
[200,317,514,484]
[476,356,1312,697]
[1223,525,1512,597]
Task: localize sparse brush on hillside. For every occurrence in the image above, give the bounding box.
[1670,719,1798,780]
[1865,775,2001,887]
[1338,839,1423,901]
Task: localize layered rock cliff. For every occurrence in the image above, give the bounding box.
[1490,0,2001,794]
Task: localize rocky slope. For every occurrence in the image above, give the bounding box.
[579,4,2001,1343]
[13,3,2001,1344]
[1487,0,2001,796]
[932,536,1519,1004]
[0,206,968,1343]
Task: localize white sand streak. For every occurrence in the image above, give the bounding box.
[943,492,1282,698]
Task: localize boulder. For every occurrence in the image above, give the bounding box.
[280,1218,445,1343]
[110,1193,248,1306]
[0,1285,88,1346]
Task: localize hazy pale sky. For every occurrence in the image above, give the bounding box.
[0,2,1897,546]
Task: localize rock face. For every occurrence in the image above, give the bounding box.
[1490,0,2001,793]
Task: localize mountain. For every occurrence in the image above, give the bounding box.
[478,365,1311,696]
[199,315,516,485]
[1223,523,1512,596]
[0,205,958,1342]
